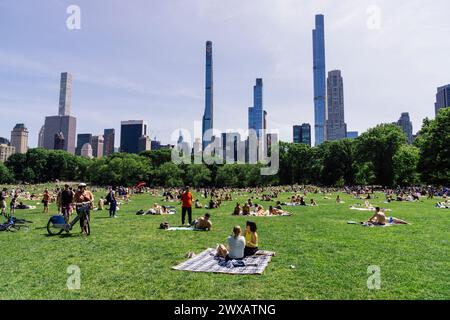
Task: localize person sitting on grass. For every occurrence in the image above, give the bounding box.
[233,203,242,215]
[191,213,212,231]
[253,204,265,216]
[216,225,246,261]
[242,203,250,216]
[244,221,259,257]
[98,197,105,211]
[336,195,342,204]
[195,199,203,209]
[310,198,317,206]
[366,207,408,226]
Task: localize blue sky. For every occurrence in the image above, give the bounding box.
[0,0,449,147]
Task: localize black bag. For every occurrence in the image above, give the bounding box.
[136,210,145,215]
[159,222,170,230]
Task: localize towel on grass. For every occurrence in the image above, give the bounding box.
[347,221,393,227]
[166,227,207,231]
[172,248,275,275]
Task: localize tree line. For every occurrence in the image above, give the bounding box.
[1,108,449,187]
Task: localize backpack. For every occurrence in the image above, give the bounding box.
[159,222,170,230]
[136,210,145,215]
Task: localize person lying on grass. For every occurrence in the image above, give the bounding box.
[190,213,212,231]
[268,206,291,216]
[244,221,259,257]
[216,225,245,261]
[366,207,408,226]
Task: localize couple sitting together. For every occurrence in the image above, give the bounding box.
[216,221,258,261]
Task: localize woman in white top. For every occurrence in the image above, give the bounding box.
[216,226,246,261]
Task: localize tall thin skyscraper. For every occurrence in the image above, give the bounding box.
[58,72,73,116]
[103,129,115,156]
[248,78,264,139]
[202,41,214,150]
[10,123,28,154]
[43,73,76,154]
[435,84,450,116]
[326,70,347,141]
[313,14,327,146]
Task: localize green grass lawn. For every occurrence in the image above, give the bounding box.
[0,188,449,300]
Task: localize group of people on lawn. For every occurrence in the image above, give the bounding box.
[179,186,259,260]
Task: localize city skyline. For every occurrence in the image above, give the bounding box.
[0,1,449,147]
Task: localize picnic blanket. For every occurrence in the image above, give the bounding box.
[172,248,275,275]
[166,227,206,231]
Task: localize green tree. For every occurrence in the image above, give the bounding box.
[183,164,212,188]
[0,162,14,183]
[416,108,450,185]
[393,145,420,186]
[355,124,407,186]
[153,162,184,187]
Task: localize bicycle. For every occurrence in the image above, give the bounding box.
[46,202,91,236]
[0,214,33,232]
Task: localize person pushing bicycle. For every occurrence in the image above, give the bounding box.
[74,183,94,235]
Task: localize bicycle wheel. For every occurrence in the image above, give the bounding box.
[46,220,64,235]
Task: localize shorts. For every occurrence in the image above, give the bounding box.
[0,200,6,209]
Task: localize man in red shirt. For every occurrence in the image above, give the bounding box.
[180,186,193,226]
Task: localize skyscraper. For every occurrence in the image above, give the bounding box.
[120,120,148,154]
[44,115,76,154]
[293,124,312,146]
[43,73,77,154]
[10,123,28,154]
[38,125,45,148]
[202,41,214,150]
[76,134,93,156]
[326,70,347,141]
[80,143,93,158]
[91,135,104,158]
[435,84,450,116]
[0,144,15,162]
[58,72,73,116]
[103,129,115,156]
[396,112,413,144]
[248,78,264,139]
[138,135,151,152]
[313,14,327,146]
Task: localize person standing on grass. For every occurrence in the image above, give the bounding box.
[0,188,8,217]
[74,183,94,235]
[108,190,118,218]
[180,186,193,226]
[42,189,51,213]
[9,191,19,215]
[60,184,74,222]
